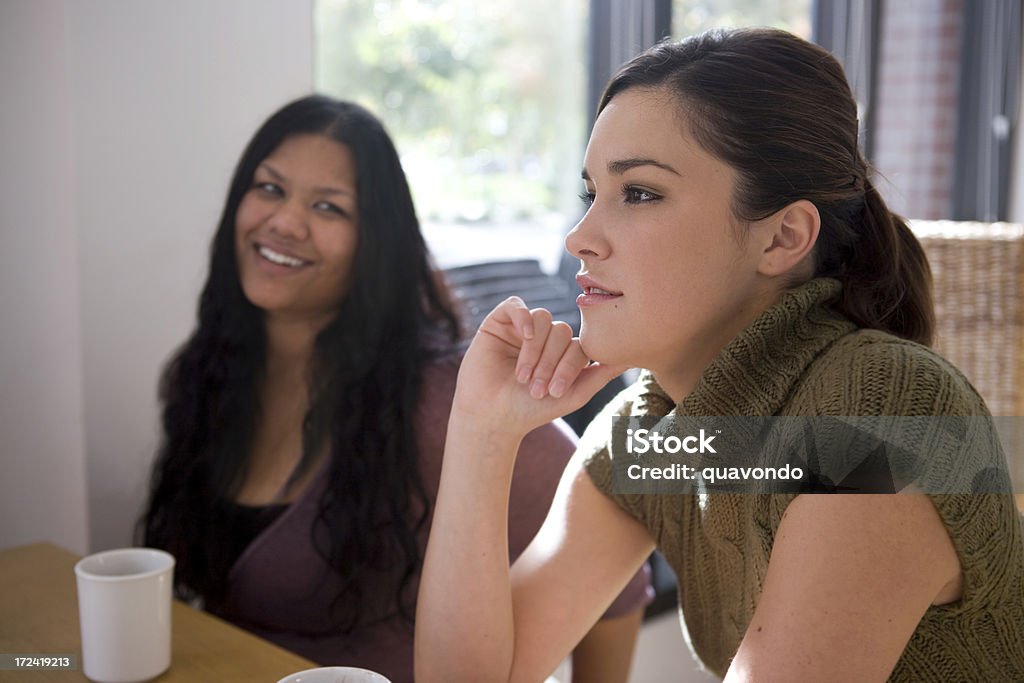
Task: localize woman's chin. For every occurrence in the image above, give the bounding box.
[579,327,625,367]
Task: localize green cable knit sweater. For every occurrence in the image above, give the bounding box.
[584,278,1024,681]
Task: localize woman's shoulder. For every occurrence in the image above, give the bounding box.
[796,327,991,417]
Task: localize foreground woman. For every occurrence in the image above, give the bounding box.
[417,29,1024,682]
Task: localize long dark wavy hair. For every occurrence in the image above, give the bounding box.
[601,28,935,345]
[139,95,461,630]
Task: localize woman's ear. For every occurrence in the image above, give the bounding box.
[757,199,820,277]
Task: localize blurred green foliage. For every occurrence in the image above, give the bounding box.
[673,0,811,38]
[315,0,587,225]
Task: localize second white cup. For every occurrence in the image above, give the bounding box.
[75,547,175,683]
[276,666,392,683]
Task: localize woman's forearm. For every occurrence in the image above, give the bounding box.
[571,608,645,683]
[415,416,524,682]
[417,297,621,680]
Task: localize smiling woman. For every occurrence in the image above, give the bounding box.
[235,135,360,328]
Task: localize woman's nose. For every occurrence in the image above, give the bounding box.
[267,200,309,240]
[564,209,604,260]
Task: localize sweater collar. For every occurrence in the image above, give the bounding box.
[640,278,855,417]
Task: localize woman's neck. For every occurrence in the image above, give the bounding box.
[233,318,319,506]
[262,316,321,384]
[652,283,784,404]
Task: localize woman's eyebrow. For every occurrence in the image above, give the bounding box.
[606,157,680,176]
[315,185,354,198]
[257,162,284,179]
[581,158,681,181]
[258,162,353,198]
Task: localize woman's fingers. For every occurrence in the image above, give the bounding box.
[478,299,622,405]
[516,309,555,390]
[529,321,577,398]
[479,296,534,342]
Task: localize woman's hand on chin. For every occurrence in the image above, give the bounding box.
[453,296,626,436]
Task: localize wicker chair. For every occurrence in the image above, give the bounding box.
[911,220,1024,416]
[910,220,1024,508]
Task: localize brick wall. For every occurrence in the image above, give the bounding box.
[872,0,962,219]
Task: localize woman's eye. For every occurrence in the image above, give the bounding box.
[578,191,595,207]
[314,201,347,217]
[254,181,282,196]
[623,186,660,204]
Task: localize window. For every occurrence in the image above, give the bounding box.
[315,0,588,271]
[673,0,810,38]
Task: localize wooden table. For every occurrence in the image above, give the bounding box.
[0,542,317,681]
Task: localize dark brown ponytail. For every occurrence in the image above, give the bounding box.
[835,178,934,345]
[599,28,936,345]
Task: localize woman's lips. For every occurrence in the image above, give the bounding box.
[576,273,622,306]
[255,243,310,269]
[576,289,623,306]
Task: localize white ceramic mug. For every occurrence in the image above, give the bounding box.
[276,666,392,683]
[74,547,175,683]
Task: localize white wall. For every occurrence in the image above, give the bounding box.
[0,0,314,553]
[0,0,88,554]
